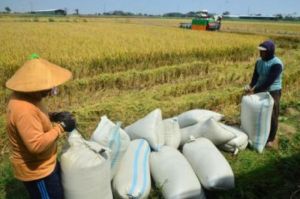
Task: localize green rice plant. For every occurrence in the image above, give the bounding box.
[0,20,263,85]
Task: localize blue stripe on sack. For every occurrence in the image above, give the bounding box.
[260,101,270,152]
[128,139,145,197]
[108,124,118,149]
[255,101,264,150]
[263,101,271,147]
[108,123,121,168]
[140,145,150,196]
[111,126,121,168]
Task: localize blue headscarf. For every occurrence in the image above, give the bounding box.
[259,40,275,60]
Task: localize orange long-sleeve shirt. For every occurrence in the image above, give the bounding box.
[6,93,64,181]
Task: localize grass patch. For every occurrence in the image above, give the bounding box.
[0,155,29,199]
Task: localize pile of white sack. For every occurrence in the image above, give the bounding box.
[60,92,274,199]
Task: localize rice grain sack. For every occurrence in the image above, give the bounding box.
[241,92,274,153]
[218,124,248,154]
[113,139,151,199]
[180,122,204,146]
[180,118,235,146]
[150,146,205,199]
[183,138,235,190]
[177,109,223,128]
[61,130,112,199]
[125,109,164,150]
[91,116,130,178]
[163,118,181,149]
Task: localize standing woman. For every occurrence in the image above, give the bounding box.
[6,55,76,199]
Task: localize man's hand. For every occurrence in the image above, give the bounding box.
[244,85,254,95]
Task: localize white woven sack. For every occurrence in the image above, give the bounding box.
[163,118,181,149]
[113,139,151,199]
[177,109,224,128]
[125,109,164,150]
[150,146,206,199]
[183,138,235,190]
[241,92,274,153]
[180,118,235,146]
[91,116,130,178]
[61,130,112,199]
[218,124,248,154]
[180,122,203,146]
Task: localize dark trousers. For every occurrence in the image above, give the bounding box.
[268,90,281,142]
[23,162,64,199]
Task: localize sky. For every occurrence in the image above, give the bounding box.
[1,0,299,16]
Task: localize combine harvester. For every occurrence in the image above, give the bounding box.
[180,10,222,31]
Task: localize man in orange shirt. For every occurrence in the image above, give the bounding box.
[6,55,76,199]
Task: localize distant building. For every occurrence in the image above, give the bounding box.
[31,9,66,16]
[239,15,278,20]
[222,15,239,19]
[223,14,279,20]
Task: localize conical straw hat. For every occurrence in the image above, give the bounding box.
[6,58,72,92]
